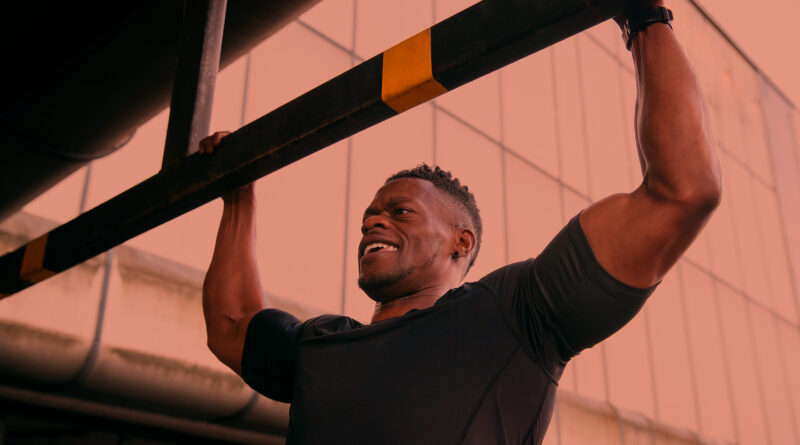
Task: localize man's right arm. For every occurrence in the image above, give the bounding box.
[201,132,264,375]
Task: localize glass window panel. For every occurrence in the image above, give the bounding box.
[605,303,656,417]
[552,37,589,195]
[715,284,770,445]
[705,154,744,290]
[722,156,772,307]
[571,343,609,402]
[644,267,698,431]
[578,37,632,201]
[752,182,798,324]
[760,79,800,248]
[436,72,502,143]
[788,239,800,319]
[679,263,736,442]
[713,61,748,164]
[354,0,432,59]
[300,0,355,50]
[504,153,562,264]
[500,48,560,178]
[777,322,800,437]
[794,109,800,163]
[741,98,773,186]
[748,302,798,444]
[244,23,352,124]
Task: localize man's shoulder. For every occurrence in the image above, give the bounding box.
[299,313,364,340]
[472,259,537,293]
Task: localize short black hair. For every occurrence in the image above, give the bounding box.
[386,164,482,271]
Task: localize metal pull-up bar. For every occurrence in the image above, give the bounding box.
[0,0,626,298]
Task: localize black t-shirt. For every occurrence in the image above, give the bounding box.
[241,215,656,444]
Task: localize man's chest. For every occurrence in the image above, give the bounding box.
[286,295,555,444]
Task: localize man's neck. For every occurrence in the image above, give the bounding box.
[370,285,453,323]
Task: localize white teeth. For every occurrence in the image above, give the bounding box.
[365,243,398,254]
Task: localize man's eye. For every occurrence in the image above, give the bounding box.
[394,208,410,216]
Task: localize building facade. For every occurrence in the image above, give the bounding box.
[2,0,799,443]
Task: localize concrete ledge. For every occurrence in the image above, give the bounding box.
[558,391,728,445]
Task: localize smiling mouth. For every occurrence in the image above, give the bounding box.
[363,242,398,257]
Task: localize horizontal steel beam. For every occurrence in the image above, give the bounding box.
[0,0,626,297]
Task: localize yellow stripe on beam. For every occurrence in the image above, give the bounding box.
[20,234,56,283]
[381,28,448,113]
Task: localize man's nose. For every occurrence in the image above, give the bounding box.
[361,214,388,234]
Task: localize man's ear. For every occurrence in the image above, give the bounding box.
[454,228,476,258]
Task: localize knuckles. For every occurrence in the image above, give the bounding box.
[199,131,230,154]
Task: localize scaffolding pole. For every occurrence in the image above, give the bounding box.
[0,0,626,297]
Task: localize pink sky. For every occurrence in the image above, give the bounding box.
[698,0,800,107]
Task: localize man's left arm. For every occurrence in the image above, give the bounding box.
[580,2,721,289]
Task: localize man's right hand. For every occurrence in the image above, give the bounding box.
[198,131,255,203]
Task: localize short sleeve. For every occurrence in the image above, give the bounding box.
[241,309,303,403]
[480,214,657,365]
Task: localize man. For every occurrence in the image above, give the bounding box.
[200,1,721,443]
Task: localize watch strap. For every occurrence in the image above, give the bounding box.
[622,6,674,50]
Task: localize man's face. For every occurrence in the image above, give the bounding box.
[358,178,456,302]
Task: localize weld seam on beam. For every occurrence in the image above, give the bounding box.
[20,234,55,283]
[381,28,448,113]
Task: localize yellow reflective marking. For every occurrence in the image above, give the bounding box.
[20,234,56,283]
[381,28,448,113]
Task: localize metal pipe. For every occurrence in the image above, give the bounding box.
[0,385,284,444]
[66,249,114,386]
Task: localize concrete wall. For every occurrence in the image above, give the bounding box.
[3,0,800,442]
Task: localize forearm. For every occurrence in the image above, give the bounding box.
[630,23,721,205]
[203,188,264,350]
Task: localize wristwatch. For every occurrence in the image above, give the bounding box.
[621,6,674,50]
